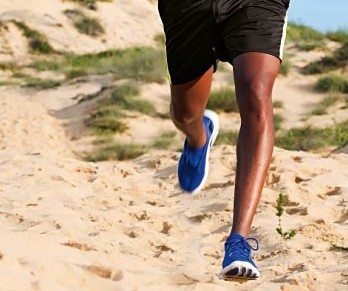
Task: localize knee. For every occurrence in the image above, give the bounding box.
[170,103,200,127]
[238,80,272,122]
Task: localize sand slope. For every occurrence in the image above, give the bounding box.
[0,83,347,291]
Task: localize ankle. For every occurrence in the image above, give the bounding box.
[187,130,207,149]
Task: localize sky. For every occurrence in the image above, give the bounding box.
[288,0,348,32]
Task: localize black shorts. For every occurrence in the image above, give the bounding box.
[158,0,290,85]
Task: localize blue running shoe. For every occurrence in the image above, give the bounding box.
[220,233,260,280]
[178,109,219,194]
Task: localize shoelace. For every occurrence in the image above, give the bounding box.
[225,236,259,260]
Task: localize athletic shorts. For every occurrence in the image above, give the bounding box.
[158,0,290,85]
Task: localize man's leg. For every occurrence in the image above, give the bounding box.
[231,52,280,236]
[170,66,214,149]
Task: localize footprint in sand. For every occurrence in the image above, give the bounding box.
[61,241,96,251]
[82,265,123,281]
[286,206,308,215]
[187,213,212,223]
[318,187,342,199]
[160,221,172,234]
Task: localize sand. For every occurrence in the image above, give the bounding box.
[0,83,347,291]
[0,0,347,290]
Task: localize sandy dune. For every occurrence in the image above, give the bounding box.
[0,81,347,291]
[0,0,347,290]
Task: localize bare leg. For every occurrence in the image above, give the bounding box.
[231,52,280,236]
[170,66,214,149]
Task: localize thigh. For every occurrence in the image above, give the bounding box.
[216,2,289,64]
[158,0,218,85]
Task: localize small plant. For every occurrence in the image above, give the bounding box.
[273,113,283,132]
[275,193,296,240]
[85,142,146,161]
[310,95,339,115]
[315,74,348,93]
[326,29,348,43]
[273,100,283,108]
[279,59,291,76]
[151,131,176,149]
[286,22,326,51]
[215,130,239,145]
[153,33,165,46]
[207,87,238,113]
[86,83,155,135]
[13,21,54,54]
[29,46,167,82]
[276,120,348,151]
[65,9,104,36]
[302,42,348,75]
[66,0,112,10]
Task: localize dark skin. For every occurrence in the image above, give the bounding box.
[171,52,280,236]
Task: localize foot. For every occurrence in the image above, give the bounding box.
[177,109,219,194]
[220,233,260,280]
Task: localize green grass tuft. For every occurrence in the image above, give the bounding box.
[273,100,284,108]
[105,84,155,115]
[310,95,340,115]
[326,29,348,43]
[22,78,61,89]
[85,142,146,161]
[29,46,166,82]
[153,33,165,46]
[286,22,326,51]
[276,120,348,151]
[274,113,283,132]
[302,42,348,74]
[0,62,17,71]
[151,131,176,149]
[65,9,104,36]
[86,83,155,135]
[279,59,291,76]
[215,130,239,145]
[315,74,348,93]
[13,21,54,54]
[207,87,238,113]
[86,105,127,135]
[66,0,112,10]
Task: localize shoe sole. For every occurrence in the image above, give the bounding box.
[219,261,260,280]
[188,109,220,195]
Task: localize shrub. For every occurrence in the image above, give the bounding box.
[151,131,176,149]
[215,130,239,145]
[30,47,167,82]
[302,42,348,74]
[315,74,348,93]
[326,29,348,43]
[310,95,339,115]
[286,22,326,51]
[207,87,238,112]
[65,9,104,36]
[273,100,283,108]
[85,142,146,161]
[274,113,283,132]
[66,0,112,10]
[279,59,291,76]
[276,120,348,151]
[22,78,61,89]
[13,21,54,54]
[86,83,155,135]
